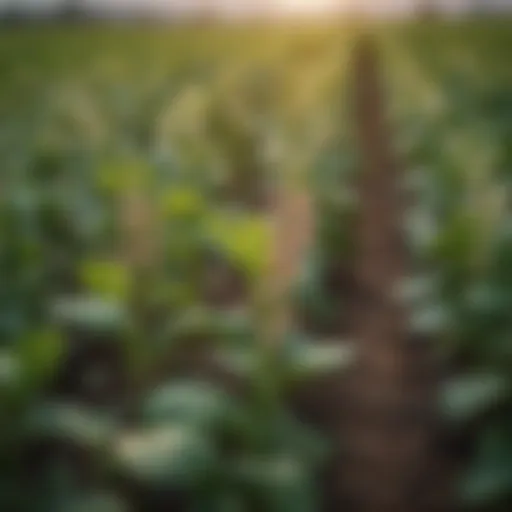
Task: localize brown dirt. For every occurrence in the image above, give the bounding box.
[333,37,444,512]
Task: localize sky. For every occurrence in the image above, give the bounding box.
[0,0,511,16]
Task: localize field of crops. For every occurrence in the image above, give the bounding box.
[1,20,512,512]
[386,22,512,511]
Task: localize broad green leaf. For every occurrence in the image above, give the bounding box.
[293,255,341,329]
[409,303,452,337]
[216,338,353,385]
[282,337,354,383]
[440,374,510,423]
[404,206,438,252]
[432,212,477,268]
[268,413,329,466]
[234,454,308,486]
[214,347,258,378]
[211,307,254,346]
[460,424,512,505]
[167,306,218,342]
[465,282,508,314]
[143,380,235,430]
[206,212,272,280]
[115,425,216,488]
[51,296,127,334]
[80,260,132,300]
[160,187,205,219]
[25,402,117,449]
[0,349,21,389]
[97,158,150,194]
[233,454,318,512]
[18,328,64,389]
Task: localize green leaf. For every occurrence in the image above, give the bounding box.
[394,275,440,305]
[160,187,205,219]
[115,425,216,488]
[432,212,476,268]
[268,413,329,466]
[216,337,354,386]
[404,206,438,252]
[80,260,132,300]
[206,212,271,280]
[409,303,452,337]
[465,282,508,314]
[51,296,127,334]
[212,307,255,346]
[167,306,218,342]
[293,256,340,329]
[0,349,21,390]
[233,454,318,512]
[143,380,235,430]
[235,454,304,484]
[440,374,510,423]
[25,402,117,450]
[281,336,355,384]
[460,424,512,506]
[18,328,64,389]
[97,158,150,194]
[214,347,258,379]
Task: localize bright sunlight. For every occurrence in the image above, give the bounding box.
[278,0,341,13]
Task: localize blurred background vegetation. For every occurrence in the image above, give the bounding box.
[1,2,512,511]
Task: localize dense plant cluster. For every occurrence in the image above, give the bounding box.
[2,21,511,512]
[0,26,354,512]
[387,23,512,511]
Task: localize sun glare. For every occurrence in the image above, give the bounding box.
[279,0,339,14]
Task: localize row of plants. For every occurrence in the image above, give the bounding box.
[385,24,512,511]
[0,27,355,511]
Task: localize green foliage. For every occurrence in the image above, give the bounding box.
[79,260,132,301]
[115,425,217,488]
[25,402,117,451]
[142,380,236,430]
[459,423,512,507]
[51,296,127,335]
[387,23,512,510]
[10,19,512,512]
[441,374,510,424]
[17,329,65,391]
[215,334,353,391]
[0,24,357,512]
[206,212,272,282]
